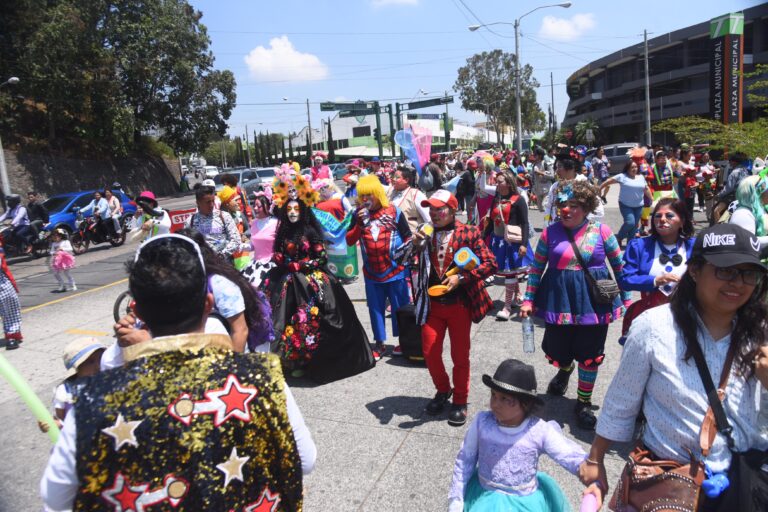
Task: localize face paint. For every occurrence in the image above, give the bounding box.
[287,201,300,223]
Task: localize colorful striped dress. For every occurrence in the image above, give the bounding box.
[522,220,630,325]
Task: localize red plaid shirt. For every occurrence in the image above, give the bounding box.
[347,205,411,282]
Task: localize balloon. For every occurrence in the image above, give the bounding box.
[0,353,59,443]
[394,129,423,175]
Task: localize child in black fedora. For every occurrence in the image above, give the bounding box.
[448,359,601,511]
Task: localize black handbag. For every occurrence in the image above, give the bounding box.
[565,224,620,305]
[689,339,768,512]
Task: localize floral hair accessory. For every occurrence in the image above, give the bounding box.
[272,173,320,208]
[557,183,574,203]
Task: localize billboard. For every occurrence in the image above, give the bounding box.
[710,12,744,124]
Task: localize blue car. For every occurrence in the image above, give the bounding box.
[42,190,138,233]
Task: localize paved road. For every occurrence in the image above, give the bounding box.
[0,188,719,511]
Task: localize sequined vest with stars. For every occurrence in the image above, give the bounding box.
[72,339,302,512]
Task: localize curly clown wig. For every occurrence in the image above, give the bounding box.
[355,174,389,208]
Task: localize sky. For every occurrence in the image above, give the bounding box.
[189,0,761,140]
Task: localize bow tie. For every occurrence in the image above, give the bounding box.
[659,253,683,266]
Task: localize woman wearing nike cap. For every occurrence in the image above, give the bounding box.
[582,223,768,510]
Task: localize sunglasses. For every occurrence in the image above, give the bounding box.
[653,212,678,220]
[707,263,764,286]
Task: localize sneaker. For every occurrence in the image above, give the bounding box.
[496,308,512,321]
[546,370,571,396]
[69,284,78,291]
[6,339,20,350]
[575,401,597,430]
[447,404,468,427]
[372,344,387,361]
[392,345,403,356]
[55,285,66,293]
[425,390,453,415]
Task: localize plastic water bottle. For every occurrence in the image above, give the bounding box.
[521,316,535,353]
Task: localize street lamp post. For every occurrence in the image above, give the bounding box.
[0,77,20,197]
[469,2,571,154]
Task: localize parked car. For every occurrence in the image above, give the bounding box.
[587,143,638,174]
[203,165,220,178]
[43,190,138,234]
[329,163,348,180]
[212,169,260,192]
[242,167,277,197]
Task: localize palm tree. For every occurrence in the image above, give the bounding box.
[574,118,600,146]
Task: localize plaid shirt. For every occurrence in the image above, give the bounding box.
[412,222,497,324]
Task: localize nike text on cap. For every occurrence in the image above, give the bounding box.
[692,224,766,269]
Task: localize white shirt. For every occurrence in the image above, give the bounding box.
[597,305,767,473]
[387,186,430,225]
[43,341,317,512]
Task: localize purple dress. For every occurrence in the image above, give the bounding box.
[449,412,586,511]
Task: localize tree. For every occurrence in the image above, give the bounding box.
[1,0,236,156]
[288,134,295,160]
[654,116,768,159]
[744,64,768,111]
[281,135,287,162]
[327,122,335,162]
[573,118,601,146]
[454,49,545,145]
[305,131,312,162]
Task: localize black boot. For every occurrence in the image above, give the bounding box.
[546,369,572,396]
[425,390,452,415]
[447,404,467,427]
[575,401,597,430]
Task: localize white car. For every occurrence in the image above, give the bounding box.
[204,165,220,179]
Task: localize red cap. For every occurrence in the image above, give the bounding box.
[421,189,458,210]
[430,153,439,161]
[467,159,478,170]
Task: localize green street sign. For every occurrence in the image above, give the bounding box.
[407,96,454,110]
[339,108,376,118]
[320,101,375,111]
[710,12,744,38]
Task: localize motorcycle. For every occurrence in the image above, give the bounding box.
[0,220,51,258]
[70,209,128,255]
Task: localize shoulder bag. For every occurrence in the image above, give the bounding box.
[499,197,523,244]
[608,335,753,512]
[565,224,620,305]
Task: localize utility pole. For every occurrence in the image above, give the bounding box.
[387,104,396,157]
[643,29,652,146]
[245,124,252,167]
[514,18,523,154]
[306,99,312,155]
[395,103,403,158]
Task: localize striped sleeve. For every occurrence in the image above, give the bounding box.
[523,227,549,305]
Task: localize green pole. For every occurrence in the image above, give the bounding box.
[444,91,451,151]
[395,102,403,159]
[374,101,384,160]
[387,104,396,158]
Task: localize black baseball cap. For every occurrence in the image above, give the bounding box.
[692,224,766,270]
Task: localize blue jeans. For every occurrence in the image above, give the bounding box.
[617,202,643,242]
[364,277,410,343]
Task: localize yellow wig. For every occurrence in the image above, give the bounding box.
[356,175,389,208]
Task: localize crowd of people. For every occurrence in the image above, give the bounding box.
[18,144,768,511]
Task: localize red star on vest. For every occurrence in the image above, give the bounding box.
[244,487,281,512]
[204,374,259,426]
[114,485,142,510]
[101,472,148,511]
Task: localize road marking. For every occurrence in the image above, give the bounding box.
[65,328,111,336]
[21,278,128,313]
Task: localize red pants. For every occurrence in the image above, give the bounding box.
[421,301,472,405]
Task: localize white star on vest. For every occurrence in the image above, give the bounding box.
[102,414,143,450]
[216,447,250,488]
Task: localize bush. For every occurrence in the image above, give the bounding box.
[138,136,176,158]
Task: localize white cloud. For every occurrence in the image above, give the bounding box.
[371,0,418,7]
[333,96,350,102]
[244,36,329,82]
[537,13,596,42]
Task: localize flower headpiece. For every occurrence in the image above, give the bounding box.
[756,166,768,196]
[272,173,319,208]
[556,183,574,203]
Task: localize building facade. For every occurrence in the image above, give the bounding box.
[562,4,768,145]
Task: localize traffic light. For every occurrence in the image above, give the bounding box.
[373,128,380,141]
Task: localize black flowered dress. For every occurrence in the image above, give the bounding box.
[262,233,375,383]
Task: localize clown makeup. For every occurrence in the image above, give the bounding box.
[557,200,586,228]
[287,201,301,224]
[357,194,376,210]
[392,171,408,191]
[653,206,681,242]
[319,184,334,201]
[429,205,453,228]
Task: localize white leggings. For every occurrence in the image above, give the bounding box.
[54,269,75,287]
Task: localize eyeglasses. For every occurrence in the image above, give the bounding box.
[134,233,206,274]
[707,263,764,286]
